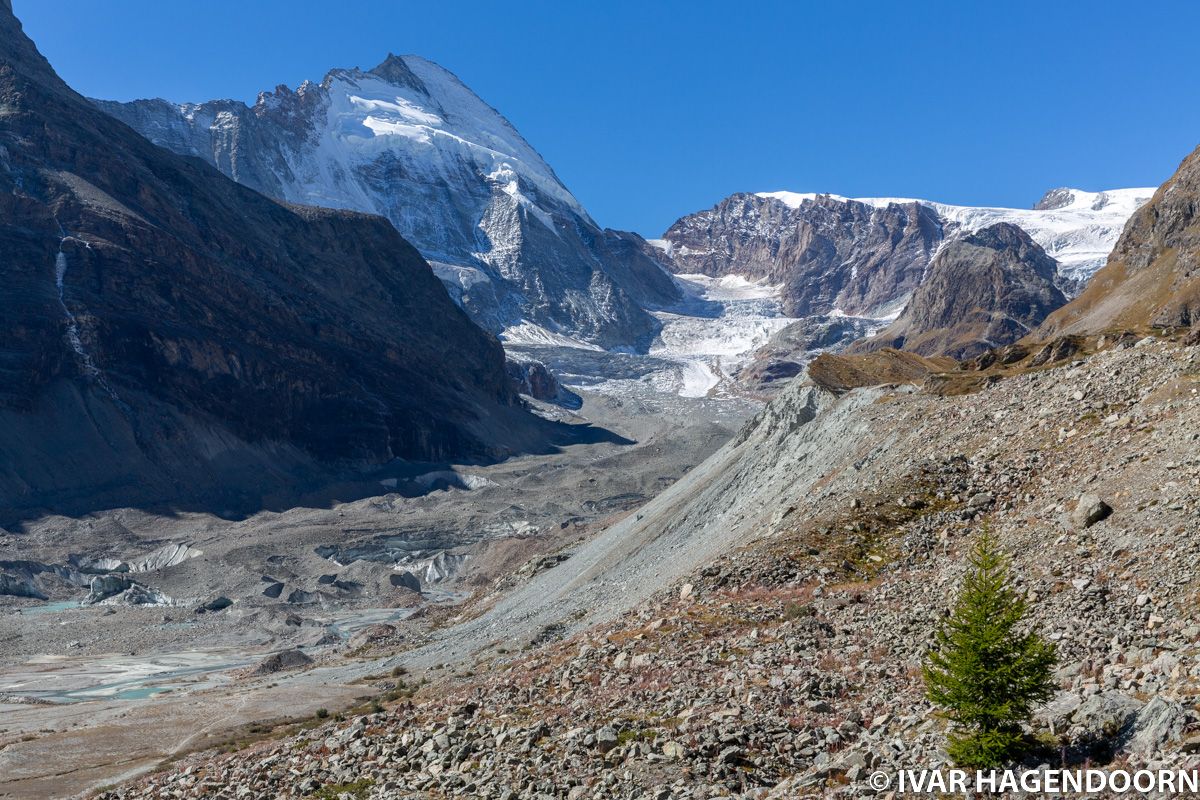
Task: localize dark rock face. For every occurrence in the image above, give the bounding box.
[661,193,944,318]
[856,223,1067,359]
[0,8,548,519]
[95,57,680,350]
[1038,144,1200,335]
[505,356,582,409]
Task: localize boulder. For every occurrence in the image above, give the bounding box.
[196,596,233,613]
[1125,697,1186,757]
[595,727,619,753]
[1072,493,1113,529]
[252,648,313,675]
[1070,691,1143,740]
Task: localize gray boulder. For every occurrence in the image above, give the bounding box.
[196,596,233,613]
[1072,493,1113,529]
[1125,697,1186,757]
[1070,690,1144,740]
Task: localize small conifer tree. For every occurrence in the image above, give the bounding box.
[923,531,1057,767]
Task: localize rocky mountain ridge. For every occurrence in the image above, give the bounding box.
[658,186,1153,324]
[96,56,681,350]
[0,6,548,520]
[856,222,1067,358]
[660,192,942,319]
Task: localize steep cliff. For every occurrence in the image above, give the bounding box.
[661,192,942,318]
[1037,144,1200,335]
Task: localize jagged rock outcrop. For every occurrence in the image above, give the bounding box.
[505,355,582,409]
[661,193,943,318]
[96,56,679,350]
[1037,144,1200,335]
[0,7,549,519]
[857,223,1067,358]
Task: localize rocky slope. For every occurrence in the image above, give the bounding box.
[856,222,1067,358]
[658,187,1153,323]
[1037,144,1200,336]
[96,56,680,350]
[0,6,547,520]
[98,333,1200,800]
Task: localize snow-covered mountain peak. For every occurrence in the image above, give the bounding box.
[251,54,589,222]
[98,54,680,349]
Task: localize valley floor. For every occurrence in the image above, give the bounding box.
[0,386,747,799]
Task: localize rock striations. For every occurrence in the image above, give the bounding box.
[96,56,680,350]
[658,186,1153,326]
[0,7,548,519]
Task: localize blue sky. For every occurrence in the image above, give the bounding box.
[16,0,1200,236]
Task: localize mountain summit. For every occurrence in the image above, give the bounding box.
[0,6,546,519]
[856,222,1067,358]
[97,55,680,350]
